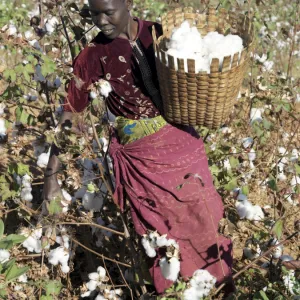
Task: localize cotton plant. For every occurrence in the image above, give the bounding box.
[282,270,300,296]
[243,238,261,260]
[183,269,217,300]
[235,189,264,222]
[164,21,244,73]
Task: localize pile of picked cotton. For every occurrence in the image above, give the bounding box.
[165,21,244,73]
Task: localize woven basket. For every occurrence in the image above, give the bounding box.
[152,7,254,128]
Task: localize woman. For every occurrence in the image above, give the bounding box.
[44,0,233,295]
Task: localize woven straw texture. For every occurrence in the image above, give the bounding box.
[152,7,254,128]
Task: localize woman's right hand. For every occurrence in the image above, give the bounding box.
[43,174,62,201]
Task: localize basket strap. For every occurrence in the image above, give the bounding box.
[130,39,164,114]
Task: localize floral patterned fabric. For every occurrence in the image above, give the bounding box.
[63,18,162,120]
[115,115,167,145]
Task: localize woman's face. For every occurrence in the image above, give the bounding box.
[88,0,131,39]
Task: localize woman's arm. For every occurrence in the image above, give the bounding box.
[43,111,73,201]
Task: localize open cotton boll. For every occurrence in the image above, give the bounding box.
[290,176,300,187]
[0,103,5,115]
[0,249,10,263]
[48,246,70,273]
[290,149,299,162]
[37,149,51,168]
[183,269,216,300]
[250,108,264,123]
[0,118,7,137]
[22,235,42,253]
[141,237,156,258]
[242,137,253,149]
[21,187,33,202]
[95,295,106,300]
[159,257,180,282]
[98,79,112,98]
[156,234,169,247]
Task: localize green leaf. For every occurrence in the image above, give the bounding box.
[253,290,269,300]
[224,178,237,191]
[0,288,7,299]
[15,106,30,125]
[267,178,278,191]
[45,280,62,296]
[241,186,249,196]
[272,219,283,240]
[48,197,63,215]
[7,163,30,176]
[0,219,4,240]
[263,119,272,130]
[0,234,27,249]
[40,297,53,300]
[5,264,29,282]
[175,281,186,291]
[229,157,239,169]
[295,164,300,175]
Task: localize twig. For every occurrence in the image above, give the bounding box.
[58,221,125,236]
[71,237,131,268]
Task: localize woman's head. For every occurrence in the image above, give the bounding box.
[88,0,134,40]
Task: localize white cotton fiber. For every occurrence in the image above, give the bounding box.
[98,79,112,98]
[159,257,180,282]
[37,149,51,168]
[250,108,264,124]
[48,246,70,273]
[183,269,216,300]
[0,249,10,263]
[141,237,156,258]
[0,118,7,138]
[165,21,244,73]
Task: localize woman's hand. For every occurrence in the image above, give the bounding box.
[43,173,62,201]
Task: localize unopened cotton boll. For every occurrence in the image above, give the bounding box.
[159,257,180,282]
[141,237,156,258]
[0,249,10,263]
[82,191,103,212]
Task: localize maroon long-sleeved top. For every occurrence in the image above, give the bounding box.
[64,18,162,120]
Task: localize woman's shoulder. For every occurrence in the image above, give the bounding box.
[73,32,109,67]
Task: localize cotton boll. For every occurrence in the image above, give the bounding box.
[95,295,106,300]
[242,137,253,149]
[86,280,98,291]
[278,172,287,181]
[237,193,248,201]
[90,91,97,99]
[290,149,299,162]
[7,24,17,36]
[22,235,42,253]
[250,205,264,221]
[37,149,50,168]
[280,255,294,262]
[98,79,112,98]
[290,176,300,187]
[89,272,100,281]
[48,246,70,272]
[21,187,33,202]
[24,30,33,40]
[0,118,7,137]
[156,235,169,247]
[61,189,72,202]
[82,191,103,212]
[0,249,10,263]
[248,148,256,162]
[29,39,42,52]
[236,200,250,219]
[0,103,5,116]
[81,291,92,298]
[141,237,156,258]
[250,108,264,123]
[243,247,260,260]
[97,266,107,280]
[159,257,180,282]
